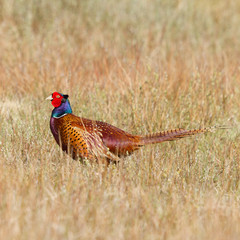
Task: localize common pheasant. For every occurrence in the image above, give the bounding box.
[47,92,217,163]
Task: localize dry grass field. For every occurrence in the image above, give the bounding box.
[0,0,240,239]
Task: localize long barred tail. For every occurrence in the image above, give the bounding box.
[140,126,223,145]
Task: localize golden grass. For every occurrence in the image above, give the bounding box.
[0,0,240,239]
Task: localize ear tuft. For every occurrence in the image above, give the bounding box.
[63,94,69,99]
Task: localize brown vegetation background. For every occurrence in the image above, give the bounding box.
[0,0,240,239]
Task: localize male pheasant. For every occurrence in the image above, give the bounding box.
[47,92,216,162]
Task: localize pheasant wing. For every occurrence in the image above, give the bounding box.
[71,122,120,162]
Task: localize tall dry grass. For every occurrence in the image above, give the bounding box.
[0,0,240,239]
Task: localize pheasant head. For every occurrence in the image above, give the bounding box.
[46,92,72,118]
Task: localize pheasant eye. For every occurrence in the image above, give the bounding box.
[56,95,60,98]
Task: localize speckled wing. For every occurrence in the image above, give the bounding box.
[70,121,120,162]
[95,122,142,156]
[73,117,142,157]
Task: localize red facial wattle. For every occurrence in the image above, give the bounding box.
[51,92,63,108]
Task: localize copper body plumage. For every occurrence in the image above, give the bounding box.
[50,114,143,161]
[47,92,214,163]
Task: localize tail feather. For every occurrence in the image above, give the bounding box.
[140,126,222,145]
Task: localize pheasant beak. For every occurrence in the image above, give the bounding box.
[46,95,53,101]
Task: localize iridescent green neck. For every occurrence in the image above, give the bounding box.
[52,100,72,118]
